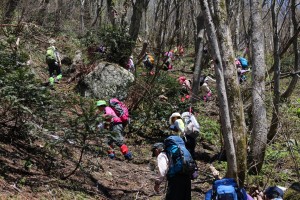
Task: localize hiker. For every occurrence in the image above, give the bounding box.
[181,110,200,159]
[237,67,250,84]
[126,55,135,73]
[255,186,285,200]
[178,76,191,102]
[169,112,185,136]
[96,100,132,160]
[152,136,195,200]
[205,177,253,200]
[46,42,62,87]
[142,52,154,72]
[162,50,174,70]
[200,75,215,102]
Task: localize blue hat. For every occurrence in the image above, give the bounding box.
[265,186,284,199]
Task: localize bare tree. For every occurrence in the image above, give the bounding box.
[213,0,247,185]
[249,0,268,174]
[191,14,205,104]
[3,0,21,24]
[280,0,299,99]
[201,0,238,180]
[129,0,150,43]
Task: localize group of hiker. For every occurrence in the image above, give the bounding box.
[151,110,200,200]
[43,41,289,200]
[178,75,216,102]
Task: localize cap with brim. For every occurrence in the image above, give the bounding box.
[151,143,164,157]
[265,186,284,199]
[169,112,181,125]
[96,100,107,107]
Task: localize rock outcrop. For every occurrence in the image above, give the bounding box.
[76,62,134,100]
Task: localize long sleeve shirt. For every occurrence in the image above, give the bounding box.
[155,152,169,185]
[104,106,122,124]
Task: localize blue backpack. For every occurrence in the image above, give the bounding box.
[164,136,197,179]
[238,57,248,69]
[205,178,247,200]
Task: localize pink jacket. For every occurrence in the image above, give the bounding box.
[104,106,122,124]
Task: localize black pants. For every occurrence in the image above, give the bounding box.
[185,135,196,159]
[165,174,191,200]
[48,61,61,77]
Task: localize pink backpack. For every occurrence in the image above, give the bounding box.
[109,98,129,124]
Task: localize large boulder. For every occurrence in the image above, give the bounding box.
[76,62,134,100]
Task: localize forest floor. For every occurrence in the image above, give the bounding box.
[0,68,220,200]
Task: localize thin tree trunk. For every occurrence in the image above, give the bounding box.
[129,0,150,43]
[267,0,281,143]
[3,0,21,24]
[36,0,50,25]
[213,0,247,186]
[191,14,205,104]
[249,0,268,174]
[91,0,104,27]
[281,0,299,99]
[79,0,86,33]
[201,0,238,180]
[54,0,63,32]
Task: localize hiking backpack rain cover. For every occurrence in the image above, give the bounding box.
[109,98,129,124]
[164,136,197,179]
[46,47,56,64]
[181,112,200,138]
[205,178,247,200]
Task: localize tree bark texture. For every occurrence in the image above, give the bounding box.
[201,0,238,180]
[249,0,268,174]
[213,0,247,186]
[129,0,150,43]
[267,0,281,143]
[281,0,299,99]
[3,0,21,24]
[191,14,205,104]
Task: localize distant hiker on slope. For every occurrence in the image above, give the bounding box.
[46,39,62,87]
[178,76,192,102]
[200,75,215,102]
[96,100,132,160]
[126,55,135,73]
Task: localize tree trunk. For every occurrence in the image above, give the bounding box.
[201,0,238,180]
[54,0,63,32]
[129,0,150,43]
[191,14,205,104]
[249,0,268,174]
[79,0,85,33]
[91,0,104,27]
[106,0,116,26]
[3,0,21,24]
[36,0,50,25]
[232,1,241,50]
[267,0,281,143]
[281,0,299,99]
[213,0,247,186]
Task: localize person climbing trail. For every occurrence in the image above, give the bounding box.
[178,76,192,102]
[162,50,174,71]
[126,55,135,73]
[200,75,215,102]
[96,100,132,160]
[169,112,185,136]
[152,136,197,200]
[46,39,62,88]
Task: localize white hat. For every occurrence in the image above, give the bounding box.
[169,112,181,125]
[49,39,56,44]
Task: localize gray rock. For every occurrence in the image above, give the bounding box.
[76,62,134,100]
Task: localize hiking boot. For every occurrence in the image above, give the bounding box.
[49,77,55,86]
[124,152,132,160]
[108,153,115,159]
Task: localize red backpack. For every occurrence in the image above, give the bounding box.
[109,98,129,124]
